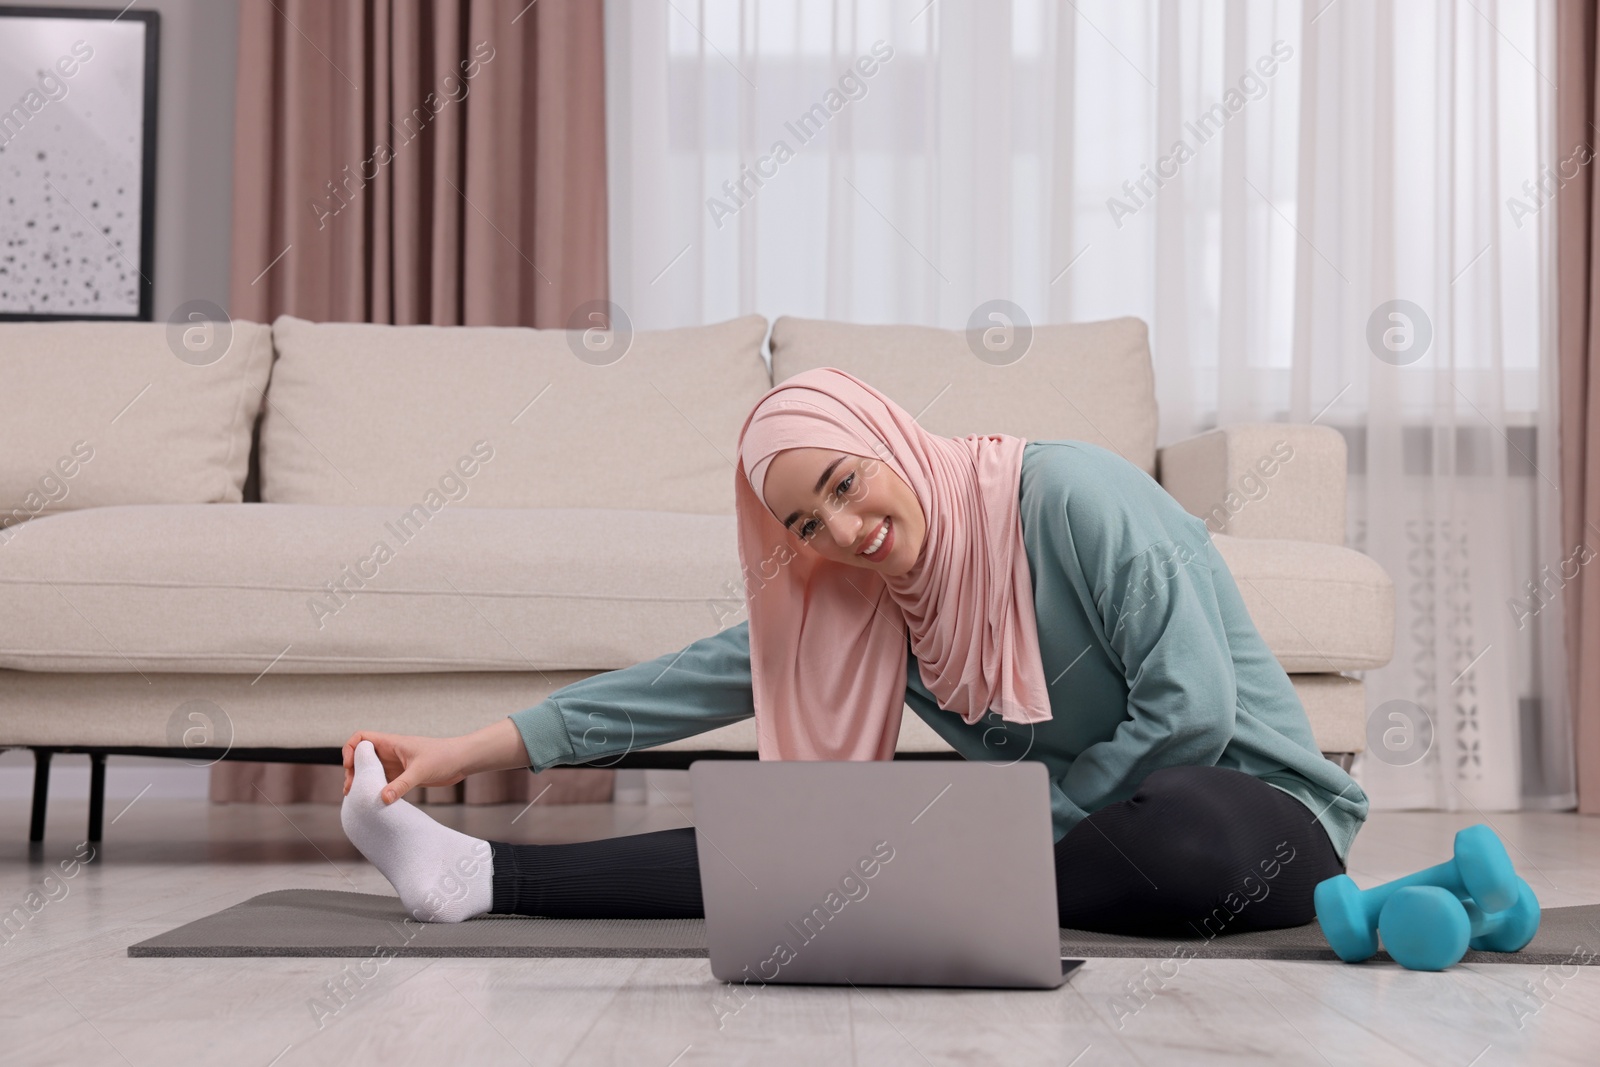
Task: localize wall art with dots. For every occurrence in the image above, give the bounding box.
[0,7,159,321]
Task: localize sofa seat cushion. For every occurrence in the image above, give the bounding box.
[0,506,1391,679]
[0,503,742,674]
[1211,534,1395,672]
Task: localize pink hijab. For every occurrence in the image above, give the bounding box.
[734,366,1054,761]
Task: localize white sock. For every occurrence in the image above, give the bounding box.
[340,740,494,922]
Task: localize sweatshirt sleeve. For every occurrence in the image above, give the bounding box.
[506,620,756,771]
[1054,537,1239,820]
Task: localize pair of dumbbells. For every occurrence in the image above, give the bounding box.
[1314,823,1541,971]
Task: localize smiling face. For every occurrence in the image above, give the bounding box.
[761,446,928,576]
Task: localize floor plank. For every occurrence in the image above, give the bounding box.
[2,794,1597,1066]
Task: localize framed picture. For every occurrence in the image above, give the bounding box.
[0,5,159,321]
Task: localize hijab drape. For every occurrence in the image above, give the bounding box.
[734,367,1054,760]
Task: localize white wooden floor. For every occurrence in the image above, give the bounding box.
[2,792,1597,1067]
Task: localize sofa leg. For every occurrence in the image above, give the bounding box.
[88,753,107,844]
[29,748,52,843]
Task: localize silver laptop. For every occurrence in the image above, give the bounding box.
[689,760,1083,989]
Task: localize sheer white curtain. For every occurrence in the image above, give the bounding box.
[604,0,1573,813]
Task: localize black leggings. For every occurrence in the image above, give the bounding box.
[487,764,1345,935]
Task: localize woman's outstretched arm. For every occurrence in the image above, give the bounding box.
[342,622,756,801]
[507,619,756,771]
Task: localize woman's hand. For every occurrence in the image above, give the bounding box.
[341,719,531,804]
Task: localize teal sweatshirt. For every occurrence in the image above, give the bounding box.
[508,440,1369,862]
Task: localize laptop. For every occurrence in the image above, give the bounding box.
[689,760,1084,989]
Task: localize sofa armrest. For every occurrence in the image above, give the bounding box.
[1157,423,1347,544]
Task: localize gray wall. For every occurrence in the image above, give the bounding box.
[19,0,239,319]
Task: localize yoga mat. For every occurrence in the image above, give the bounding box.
[129,889,1600,965]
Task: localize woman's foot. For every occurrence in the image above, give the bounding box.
[341,740,493,922]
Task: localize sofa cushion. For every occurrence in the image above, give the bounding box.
[0,507,1391,678]
[0,320,273,530]
[1211,534,1395,672]
[769,315,1159,474]
[260,314,771,515]
[0,503,742,674]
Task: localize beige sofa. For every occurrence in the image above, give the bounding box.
[0,313,1394,843]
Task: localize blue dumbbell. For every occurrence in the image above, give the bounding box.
[1377,876,1541,971]
[1464,875,1541,952]
[1315,823,1519,963]
[1376,886,1469,971]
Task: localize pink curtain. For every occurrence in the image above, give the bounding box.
[228,0,607,326]
[218,0,611,805]
[1558,0,1600,814]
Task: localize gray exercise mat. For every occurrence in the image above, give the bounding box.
[128,889,1600,965]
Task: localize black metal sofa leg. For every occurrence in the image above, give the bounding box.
[88,752,106,843]
[29,748,52,843]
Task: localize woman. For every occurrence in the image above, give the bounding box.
[340,367,1367,935]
